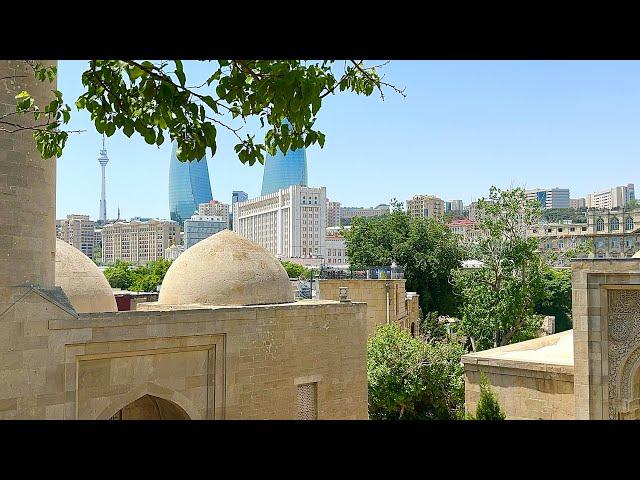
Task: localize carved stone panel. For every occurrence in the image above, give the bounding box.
[607,289,640,419]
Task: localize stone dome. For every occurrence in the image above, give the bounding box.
[633,250,640,258]
[158,229,294,306]
[55,239,118,313]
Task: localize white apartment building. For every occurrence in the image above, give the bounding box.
[586,183,635,210]
[198,200,230,226]
[164,244,185,261]
[525,188,570,209]
[406,195,445,220]
[325,226,348,267]
[101,219,180,265]
[233,185,327,261]
[55,214,96,258]
[326,200,341,227]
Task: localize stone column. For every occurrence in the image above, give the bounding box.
[0,60,57,291]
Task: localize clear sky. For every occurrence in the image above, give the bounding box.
[56,60,640,220]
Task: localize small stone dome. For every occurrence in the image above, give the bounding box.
[633,250,640,258]
[158,229,294,306]
[55,239,118,313]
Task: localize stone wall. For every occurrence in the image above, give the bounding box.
[318,279,419,337]
[0,297,368,420]
[463,361,575,420]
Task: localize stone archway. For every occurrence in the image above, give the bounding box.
[108,395,190,420]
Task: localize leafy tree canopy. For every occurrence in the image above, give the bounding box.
[367,324,465,420]
[7,60,404,163]
[343,209,465,316]
[281,260,310,279]
[453,187,546,351]
[103,258,172,292]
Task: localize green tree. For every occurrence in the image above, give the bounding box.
[6,60,403,163]
[367,324,465,420]
[625,198,640,210]
[453,187,546,351]
[534,266,572,332]
[281,260,310,279]
[473,373,506,420]
[103,260,134,289]
[344,209,465,316]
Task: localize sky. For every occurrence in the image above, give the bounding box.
[56,60,640,220]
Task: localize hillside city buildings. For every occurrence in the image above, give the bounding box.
[340,204,390,225]
[406,194,445,220]
[586,183,635,210]
[101,219,179,265]
[55,214,97,258]
[168,141,213,224]
[525,188,570,209]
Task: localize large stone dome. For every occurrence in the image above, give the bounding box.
[158,229,294,306]
[55,239,118,313]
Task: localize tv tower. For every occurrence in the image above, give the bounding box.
[98,134,109,222]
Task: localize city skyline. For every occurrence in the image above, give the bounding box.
[56,60,640,219]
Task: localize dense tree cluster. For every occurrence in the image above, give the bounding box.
[103,258,172,292]
[281,261,311,279]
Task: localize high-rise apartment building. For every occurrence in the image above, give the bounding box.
[525,188,570,209]
[183,214,228,249]
[326,200,341,227]
[168,142,213,224]
[101,219,179,265]
[446,200,464,213]
[339,204,390,225]
[233,185,327,261]
[586,183,635,210]
[406,195,445,220]
[197,200,230,226]
[571,198,586,209]
[55,214,96,258]
[261,120,308,196]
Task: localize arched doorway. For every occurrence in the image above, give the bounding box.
[109,395,190,420]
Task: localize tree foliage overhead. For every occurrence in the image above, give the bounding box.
[7,60,404,163]
[453,187,546,352]
[343,207,465,316]
[367,324,465,420]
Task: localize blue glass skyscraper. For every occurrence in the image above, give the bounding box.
[168,142,213,223]
[261,144,308,196]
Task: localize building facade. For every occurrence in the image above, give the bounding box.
[101,219,180,265]
[261,135,308,196]
[168,141,213,224]
[55,214,96,258]
[530,209,640,265]
[325,227,348,267]
[406,195,445,220]
[446,199,464,213]
[233,185,327,261]
[197,200,230,226]
[586,183,635,210]
[340,204,389,225]
[525,188,570,209]
[447,218,478,242]
[326,200,341,227]
[183,214,228,249]
[570,198,586,209]
[164,243,185,260]
[230,191,248,230]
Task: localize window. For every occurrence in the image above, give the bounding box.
[558,239,564,249]
[612,237,620,248]
[558,228,563,233]
[626,237,634,249]
[596,239,605,249]
[297,383,318,420]
[596,218,605,232]
[611,217,620,231]
[582,227,587,232]
[626,217,634,230]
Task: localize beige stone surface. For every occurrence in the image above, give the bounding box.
[159,229,294,306]
[633,250,640,258]
[318,279,419,337]
[55,239,117,313]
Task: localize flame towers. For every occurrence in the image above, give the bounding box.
[98,135,109,222]
[261,121,308,196]
[168,142,213,224]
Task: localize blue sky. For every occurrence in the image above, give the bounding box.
[56,60,640,220]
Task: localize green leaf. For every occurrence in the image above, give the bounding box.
[174,60,186,87]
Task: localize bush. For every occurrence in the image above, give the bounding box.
[367,323,465,420]
[474,373,506,420]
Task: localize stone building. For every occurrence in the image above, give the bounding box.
[0,60,368,420]
[197,200,230,226]
[462,252,640,420]
[406,195,445,221]
[318,279,420,338]
[101,219,180,265]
